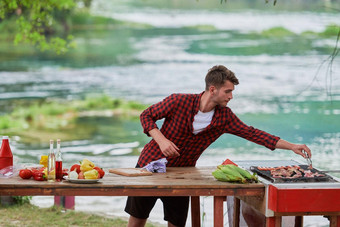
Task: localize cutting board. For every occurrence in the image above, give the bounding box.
[109,168,153,177]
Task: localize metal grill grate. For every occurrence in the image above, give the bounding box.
[235,160,301,170]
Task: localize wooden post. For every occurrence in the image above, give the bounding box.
[54,196,75,209]
[266,216,282,227]
[191,196,201,227]
[329,215,340,227]
[233,197,240,227]
[294,216,303,227]
[214,196,224,227]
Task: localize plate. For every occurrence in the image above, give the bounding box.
[63,176,100,184]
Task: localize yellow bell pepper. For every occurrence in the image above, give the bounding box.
[84,169,98,179]
[40,155,48,167]
[80,159,95,172]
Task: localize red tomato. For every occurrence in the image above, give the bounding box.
[19,169,32,179]
[94,166,105,178]
[70,164,81,174]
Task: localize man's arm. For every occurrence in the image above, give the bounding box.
[149,128,180,157]
[275,139,312,159]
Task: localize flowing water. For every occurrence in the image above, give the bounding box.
[1,0,340,226]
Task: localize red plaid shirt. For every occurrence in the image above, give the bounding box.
[137,92,280,167]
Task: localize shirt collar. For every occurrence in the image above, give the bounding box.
[192,92,204,116]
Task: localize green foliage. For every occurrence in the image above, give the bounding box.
[0,95,147,132]
[12,196,32,205]
[261,27,295,37]
[83,95,118,109]
[0,0,79,54]
[320,24,340,37]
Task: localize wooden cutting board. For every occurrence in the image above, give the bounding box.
[109,168,153,177]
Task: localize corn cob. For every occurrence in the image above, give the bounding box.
[227,165,258,182]
[212,169,232,182]
[219,165,247,183]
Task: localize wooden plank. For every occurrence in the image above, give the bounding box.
[108,168,153,176]
[294,216,303,227]
[233,197,240,227]
[329,215,340,227]
[191,196,201,227]
[266,216,282,227]
[214,196,224,227]
[0,186,264,197]
[0,167,265,190]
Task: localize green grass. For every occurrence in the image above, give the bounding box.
[261,26,295,37]
[0,203,160,227]
[260,25,340,38]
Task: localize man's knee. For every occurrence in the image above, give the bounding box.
[127,215,147,227]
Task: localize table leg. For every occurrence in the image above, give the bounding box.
[233,197,240,227]
[266,216,282,227]
[294,216,303,227]
[54,196,75,209]
[329,215,340,227]
[214,196,225,227]
[191,196,201,227]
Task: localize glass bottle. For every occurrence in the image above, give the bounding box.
[47,139,56,182]
[0,136,13,170]
[55,139,63,181]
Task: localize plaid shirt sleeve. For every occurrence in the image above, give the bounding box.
[140,94,178,136]
[225,108,280,150]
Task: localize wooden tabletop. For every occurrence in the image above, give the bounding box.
[0,167,265,197]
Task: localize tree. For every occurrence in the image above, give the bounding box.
[0,0,91,54]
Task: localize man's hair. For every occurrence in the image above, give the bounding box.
[205,65,239,91]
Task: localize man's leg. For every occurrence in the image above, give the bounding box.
[125,196,158,227]
[242,202,266,227]
[161,196,190,227]
[127,215,147,227]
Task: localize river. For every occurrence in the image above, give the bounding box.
[1,0,340,226]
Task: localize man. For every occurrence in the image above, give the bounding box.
[125,65,311,227]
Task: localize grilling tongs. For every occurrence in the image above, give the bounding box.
[303,150,313,169]
[303,151,340,173]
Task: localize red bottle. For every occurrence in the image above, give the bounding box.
[0,136,13,170]
[55,139,63,181]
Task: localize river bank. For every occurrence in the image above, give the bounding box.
[0,95,147,144]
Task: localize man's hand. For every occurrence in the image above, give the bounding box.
[158,138,180,157]
[276,139,312,159]
[149,128,180,157]
[291,144,311,159]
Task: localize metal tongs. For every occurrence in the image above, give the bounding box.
[303,150,313,169]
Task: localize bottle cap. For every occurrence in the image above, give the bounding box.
[50,139,54,144]
[57,139,61,144]
[2,136,9,140]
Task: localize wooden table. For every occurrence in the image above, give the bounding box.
[0,167,265,226]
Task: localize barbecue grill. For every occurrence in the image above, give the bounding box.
[234,160,340,227]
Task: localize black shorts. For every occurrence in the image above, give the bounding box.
[125,196,189,227]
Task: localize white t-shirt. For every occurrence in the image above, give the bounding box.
[192,109,215,135]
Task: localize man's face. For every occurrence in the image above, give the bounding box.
[211,80,235,107]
